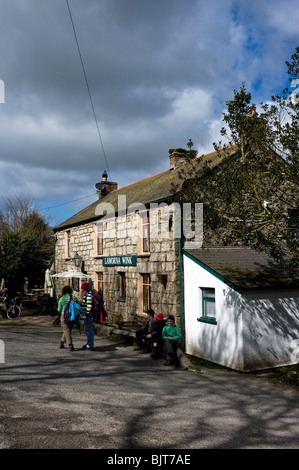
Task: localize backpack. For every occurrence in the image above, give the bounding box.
[92,294,108,324]
[64,295,85,326]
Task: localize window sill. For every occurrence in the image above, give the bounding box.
[117,297,126,302]
[197,316,217,325]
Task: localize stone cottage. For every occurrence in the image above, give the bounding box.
[52,148,229,326]
[52,144,299,371]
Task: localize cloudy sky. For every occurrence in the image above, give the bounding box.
[0,0,298,226]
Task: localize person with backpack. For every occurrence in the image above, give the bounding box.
[80,282,94,351]
[58,285,79,351]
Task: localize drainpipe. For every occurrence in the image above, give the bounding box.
[52,230,56,298]
[179,230,185,351]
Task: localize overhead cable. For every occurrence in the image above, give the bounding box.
[66,0,111,180]
[41,192,97,211]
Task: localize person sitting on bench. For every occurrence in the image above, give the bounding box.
[162,315,181,366]
[150,312,166,359]
[135,309,156,353]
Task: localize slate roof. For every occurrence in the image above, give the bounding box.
[184,247,299,291]
[54,147,236,231]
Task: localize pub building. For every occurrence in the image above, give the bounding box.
[52,148,226,326]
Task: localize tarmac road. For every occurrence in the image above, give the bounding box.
[0,319,299,451]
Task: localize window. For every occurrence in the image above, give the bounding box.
[118,272,126,301]
[96,223,103,256]
[65,230,71,258]
[138,211,150,253]
[139,274,151,313]
[72,278,79,292]
[96,272,103,295]
[198,288,217,324]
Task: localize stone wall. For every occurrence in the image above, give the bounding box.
[54,203,181,323]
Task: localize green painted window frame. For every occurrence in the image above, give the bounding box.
[197,287,217,325]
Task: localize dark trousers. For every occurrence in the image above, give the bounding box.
[164,338,178,364]
[136,330,151,351]
[151,332,164,358]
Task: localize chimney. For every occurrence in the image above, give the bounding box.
[169,150,188,170]
[95,171,118,199]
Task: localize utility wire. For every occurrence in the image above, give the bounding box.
[66,0,111,181]
[41,192,97,211]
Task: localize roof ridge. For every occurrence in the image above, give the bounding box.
[54,145,239,231]
[201,144,237,159]
[109,168,170,194]
[111,144,238,194]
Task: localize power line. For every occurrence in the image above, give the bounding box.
[66,0,111,180]
[41,3,111,216]
[41,192,97,211]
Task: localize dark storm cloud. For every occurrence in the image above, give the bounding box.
[0,0,298,222]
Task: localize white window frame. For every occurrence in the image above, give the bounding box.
[118,272,126,301]
[137,210,150,254]
[95,271,103,295]
[95,222,104,256]
[138,273,151,313]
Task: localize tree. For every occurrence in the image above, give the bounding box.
[187,139,194,150]
[174,48,299,267]
[0,195,53,292]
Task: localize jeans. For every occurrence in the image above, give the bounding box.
[164,338,178,363]
[84,315,94,349]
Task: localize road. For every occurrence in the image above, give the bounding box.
[0,320,298,451]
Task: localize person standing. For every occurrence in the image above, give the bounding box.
[58,285,79,351]
[80,282,95,351]
[2,288,11,311]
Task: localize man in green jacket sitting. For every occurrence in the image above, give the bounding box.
[162,315,182,366]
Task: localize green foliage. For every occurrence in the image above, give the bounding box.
[187,139,194,150]
[1,233,35,291]
[173,48,299,267]
[168,148,188,154]
[269,365,299,388]
[168,148,198,159]
[0,195,53,292]
[286,45,299,79]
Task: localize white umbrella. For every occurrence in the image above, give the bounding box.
[45,269,53,287]
[51,270,89,279]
